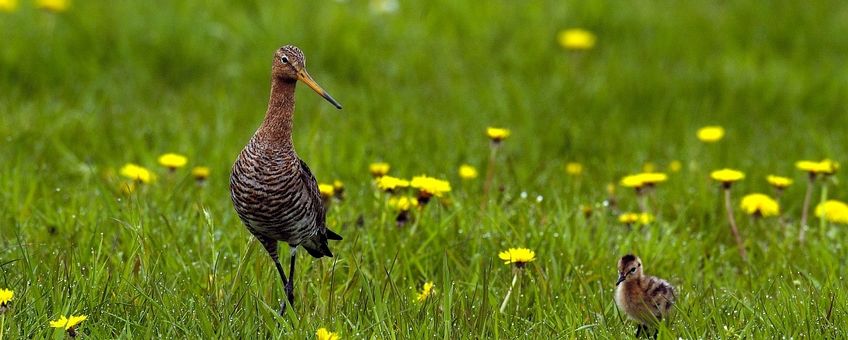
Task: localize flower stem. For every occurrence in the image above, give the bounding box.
[637,191,648,214]
[409,208,422,235]
[818,181,829,232]
[1,313,5,340]
[499,270,519,313]
[724,187,747,260]
[799,174,815,242]
[773,187,784,202]
[774,188,787,233]
[481,143,499,209]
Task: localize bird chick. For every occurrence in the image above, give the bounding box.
[614,254,676,338]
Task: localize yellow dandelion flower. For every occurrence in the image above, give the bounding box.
[498,247,536,267]
[416,281,435,302]
[697,126,725,143]
[766,175,792,189]
[819,159,839,175]
[0,0,19,12]
[458,164,478,179]
[158,153,188,170]
[191,166,210,181]
[0,288,13,308]
[620,175,644,188]
[119,163,154,184]
[376,176,410,191]
[815,200,848,224]
[369,162,390,177]
[740,193,780,217]
[49,314,87,330]
[566,162,583,176]
[711,168,745,185]
[411,175,451,197]
[797,159,838,176]
[796,160,821,173]
[795,159,839,175]
[669,160,682,173]
[36,0,68,12]
[796,159,838,175]
[318,183,335,198]
[557,28,596,50]
[388,196,418,211]
[619,212,653,225]
[620,173,666,188]
[618,213,638,224]
[486,127,511,142]
[640,172,668,185]
[316,327,340,340]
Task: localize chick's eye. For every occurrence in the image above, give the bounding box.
[281,56,289,64]
[630,267,637,273]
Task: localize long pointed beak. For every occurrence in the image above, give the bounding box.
[616,274,626,286]
[297,69,342,109]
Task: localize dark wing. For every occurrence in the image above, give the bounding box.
[297,158,326,230]
[646,278,676,317]
[297,158,343,258]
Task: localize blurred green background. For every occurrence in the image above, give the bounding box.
[1,0,847,338]
[4,0,846,182]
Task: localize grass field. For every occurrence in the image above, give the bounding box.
[2,0,848,338]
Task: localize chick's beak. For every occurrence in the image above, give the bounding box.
[616,273,626,286]
[297,69,342,109]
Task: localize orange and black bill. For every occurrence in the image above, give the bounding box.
[297,70,342,109]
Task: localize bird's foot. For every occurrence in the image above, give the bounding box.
[278,299,287,316]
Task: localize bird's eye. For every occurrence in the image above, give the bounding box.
[281,56,289,64]
[630,267,637,273]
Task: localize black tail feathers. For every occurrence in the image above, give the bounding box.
[302,227,342,258]
[326,228,343,241]
[304,241,333,258]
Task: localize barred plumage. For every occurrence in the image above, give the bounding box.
[229,45,342,315]
[615,254,677,338]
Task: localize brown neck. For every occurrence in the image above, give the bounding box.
[256,76,296,148]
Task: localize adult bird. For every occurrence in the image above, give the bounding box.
[230,45,343,315]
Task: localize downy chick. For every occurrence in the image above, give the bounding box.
[615,254,676,338]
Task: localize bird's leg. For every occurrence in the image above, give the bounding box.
[258,237,289,315]
[285,246,297,308]
[273,258,289,315]
[635,324,643,338]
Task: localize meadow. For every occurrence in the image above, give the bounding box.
[2,0,848,338]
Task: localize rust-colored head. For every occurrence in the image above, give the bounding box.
[272,45,342,109]
[616,254,642,286]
